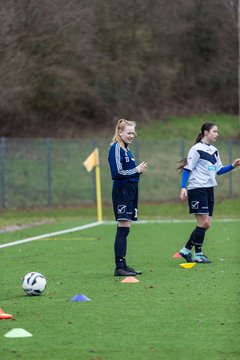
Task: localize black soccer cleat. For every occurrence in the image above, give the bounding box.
[125,265,142,275]
[194,255,211,263]
[179,251,193,263]
[114,268,137,277]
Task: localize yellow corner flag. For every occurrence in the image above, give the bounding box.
[83,148,99,172]
[83,148,102,223]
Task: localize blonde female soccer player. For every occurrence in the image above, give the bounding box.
[108,119,147,276]
[178,122,240,263]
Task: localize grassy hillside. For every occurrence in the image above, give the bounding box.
[137,114,240,140]
[88,113,240,141]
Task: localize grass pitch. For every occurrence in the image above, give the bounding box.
[1,219,240,360]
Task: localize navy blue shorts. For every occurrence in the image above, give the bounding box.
[187,187,214,216]
[112,182,138,221]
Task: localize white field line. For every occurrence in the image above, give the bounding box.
[0,218,239,249]
[0,221,101,249]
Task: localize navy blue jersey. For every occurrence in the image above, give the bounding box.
[108,142,140,187]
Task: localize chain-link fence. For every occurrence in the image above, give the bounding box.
[0,138,239,209]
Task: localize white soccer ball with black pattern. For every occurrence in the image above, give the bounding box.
[22,272,47,296]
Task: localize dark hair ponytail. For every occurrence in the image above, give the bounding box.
[194,132,202,144]
[177,122,216,172]
[194,122,216,145]
[177,157,187,172]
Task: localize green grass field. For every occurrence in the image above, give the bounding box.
[1,212,240,360]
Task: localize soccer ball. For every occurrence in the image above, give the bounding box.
[22,272,47,296]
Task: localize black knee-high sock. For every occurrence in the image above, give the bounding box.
[185,229,196,250]
[193,226,206,254]
[114,227,129,268]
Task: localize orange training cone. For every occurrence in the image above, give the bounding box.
[173,252,182,258]
[0,308,15,320]
[121,277,139,283]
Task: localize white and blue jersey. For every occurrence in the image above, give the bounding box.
[108,142,140,188]
[184,141,223,189]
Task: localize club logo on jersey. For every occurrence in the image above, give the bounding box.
[191,201,199,209]
[208,165,216,171]
[117,205,126,214]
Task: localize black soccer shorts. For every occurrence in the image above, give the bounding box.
[187,187,214,216]
[112,182,138,221]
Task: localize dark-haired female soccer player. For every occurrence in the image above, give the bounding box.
[108,119,147,276]
[178,122,240,263]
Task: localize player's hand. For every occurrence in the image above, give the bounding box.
[232,159,240,168]
[180,188,187,202]
[137,162,148,173]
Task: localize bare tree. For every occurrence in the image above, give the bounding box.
[0,0,238,136]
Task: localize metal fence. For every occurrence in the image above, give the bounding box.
[0,137,239,209]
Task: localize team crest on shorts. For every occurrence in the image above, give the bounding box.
[191,201,199,209]
[117,205,126,214]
